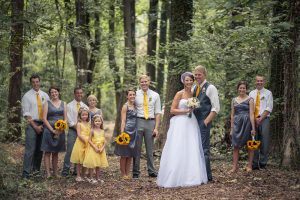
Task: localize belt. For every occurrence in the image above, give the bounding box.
[137,117,155,120]
[69,127,77,131]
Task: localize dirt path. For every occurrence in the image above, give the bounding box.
[1,122,299,200]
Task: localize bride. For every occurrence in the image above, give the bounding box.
[157,72,208,188]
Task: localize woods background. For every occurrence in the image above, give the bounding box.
[0,0,299,174]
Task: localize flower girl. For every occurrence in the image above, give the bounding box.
[70,108,90,182]
[83,114,108,183]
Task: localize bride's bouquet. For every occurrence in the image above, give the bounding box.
[186,97,200,118]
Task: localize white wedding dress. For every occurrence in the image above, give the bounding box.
[157,99,208,188]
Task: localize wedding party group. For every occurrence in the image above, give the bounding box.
[21,64,273,188]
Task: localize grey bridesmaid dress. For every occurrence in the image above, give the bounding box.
[232,98,252,148]
[114,103,138,157]
[41,101,66,152]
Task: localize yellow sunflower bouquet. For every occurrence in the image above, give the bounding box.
[53,119,67,138]
[247,135,261,150]
[115,132,130,145]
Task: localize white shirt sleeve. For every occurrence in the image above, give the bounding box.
[154,93,162,115]
[67,102,76,127]
[206,85,220,113]
[265,91,273,113]
[21,94,31,117]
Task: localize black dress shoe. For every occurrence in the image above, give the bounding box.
[132,174,139,179]
[252,166,260,170]
[149,173,157,177]
[260,164,266,169]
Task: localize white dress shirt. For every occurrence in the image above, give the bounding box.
[193,80,220,113]
[135,89,162,118]
[67,99,88,127]
[21,89,50,120]
[249,88,273,116]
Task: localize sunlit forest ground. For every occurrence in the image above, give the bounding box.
[1,121,299,200]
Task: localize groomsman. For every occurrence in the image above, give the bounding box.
[193,65,220,182]
[133,75,162,179]
[21,74,49,178]
[249,75,273,170]
[61,87,88,176]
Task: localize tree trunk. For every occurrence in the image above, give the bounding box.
[281,0,300,169]
[269,0,285,159]
[146,0,158,84]
[109,1,123,136]
[87,0,101,85]
[74,0,89,87]
[122,0,136,87]
[156,0,169,99]
[157,0,193,149]
[114,0,137,135]
[7,0,24,141]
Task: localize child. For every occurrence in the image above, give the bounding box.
[70,107,91,182]
[83,114,108,183]
[114,89,138,179]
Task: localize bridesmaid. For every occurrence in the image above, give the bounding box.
[230,81,256,173]
[114,89,138,179]
[87,94,103,120]
[41,86,67,178]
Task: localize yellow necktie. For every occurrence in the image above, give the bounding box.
[196,84,201,97]
[77,102,81,112]
[255,91,260,118]
[36,93,43,120]
[143,92,149,119]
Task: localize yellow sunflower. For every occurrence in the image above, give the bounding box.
[116,132,130,145]
[247,140,261,150]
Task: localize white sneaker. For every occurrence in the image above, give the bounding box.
[97,179,104,183]
[89,178,98,184]
[75,177,83,182]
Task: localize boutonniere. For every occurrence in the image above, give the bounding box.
[202,87,206,93]
[260,96,265,100]
[149,97,152,102]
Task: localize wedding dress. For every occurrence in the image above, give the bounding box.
[157,99,208,188]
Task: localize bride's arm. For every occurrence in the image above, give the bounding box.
[170,92,191,115]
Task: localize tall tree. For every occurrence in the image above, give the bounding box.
[270,0,300,168]
[146,0,158,84]
[156,0,169,98]
[7,0,24,140]
[114,0,137,134]
[123,0,137,86]
[281,0,300,168]
[269,0,285,156]
[64,0,101,88]
[109,0,122,136]
[158,0,193,148]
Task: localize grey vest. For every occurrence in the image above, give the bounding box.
[193,82,212,121]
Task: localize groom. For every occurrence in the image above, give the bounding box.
[193,65,220,181]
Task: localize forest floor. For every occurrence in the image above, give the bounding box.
[1,121,300,200]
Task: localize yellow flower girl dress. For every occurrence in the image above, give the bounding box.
[83,129,108,168]
[70,122,91,164]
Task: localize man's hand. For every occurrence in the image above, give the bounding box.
[153,128,159,138]
[255,117,262,127]
[34,125,43,134]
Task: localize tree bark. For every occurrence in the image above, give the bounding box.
[87,0,101,85]
[157,0,193,148]
[281,0,300,169]
[114,0,137,135]
[123,0,137,87]
[146,0,158,84]
[7,0,24,141]
[156,0,169,99]
[109,1,123,136]
[269,0,285,159]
